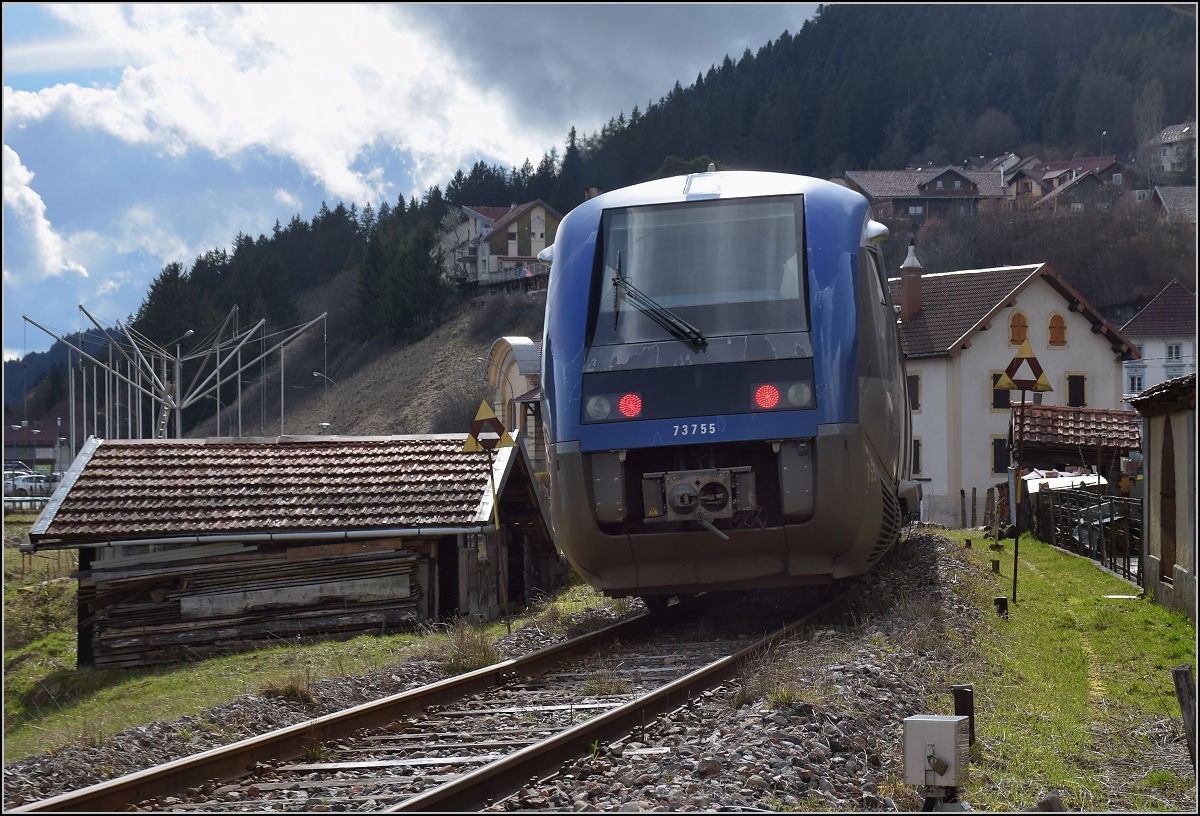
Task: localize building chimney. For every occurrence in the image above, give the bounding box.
[899,241,923,320]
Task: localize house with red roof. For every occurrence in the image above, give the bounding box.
[1005,155,1150,209]
[888,245,1140,525]
[441,201,562,294]
[1120,279,1198,398]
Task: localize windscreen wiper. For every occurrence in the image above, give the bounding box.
[613,257,707,351]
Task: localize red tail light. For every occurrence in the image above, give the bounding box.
[618,393,642,417]
[754,384,780,409]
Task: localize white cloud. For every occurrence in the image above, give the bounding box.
[110,206,191,261]
[3,5,555,205]
[274,188,302,212]
[1,143,88,281]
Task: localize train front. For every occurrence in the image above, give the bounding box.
[542,171,907,598]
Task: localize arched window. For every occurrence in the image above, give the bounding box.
[1009,312,1028,345]
[1048,314,1067,347]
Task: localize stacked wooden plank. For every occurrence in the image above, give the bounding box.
[79,539,424,668]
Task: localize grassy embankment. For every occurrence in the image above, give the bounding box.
[4,515,1196,811]
[894,530,1194,811]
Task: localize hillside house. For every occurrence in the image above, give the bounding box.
[888,246,1140,525]
[1150,186,1198,223]
[1120,279,1197,399]
[841,166,1008,226]
[24,434,565,668]
[1149,122,1197,178]
[442,205,513,284]
[1030,170,1123,214]
[1003,155,1151,209]
[1128,373,1196,623]
[441,201,562,295]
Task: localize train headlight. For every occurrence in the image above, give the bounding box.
[617,393,642,418]
[753,384,781,409]
[752,381,815,411]
[586,395,613,420]
[787,381,814,408]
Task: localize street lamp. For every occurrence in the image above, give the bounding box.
[30,429,40,469]
[313,372,346,433]
[1101,130,1107,156]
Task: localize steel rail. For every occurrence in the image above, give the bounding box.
[12,610,672,813]
[389,582,862,812]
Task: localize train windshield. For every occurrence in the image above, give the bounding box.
[590,195,807,347]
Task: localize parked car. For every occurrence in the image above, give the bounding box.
[7,473,53,497]
[4,460,33,474]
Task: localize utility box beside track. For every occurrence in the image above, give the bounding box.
[903,715,970,787]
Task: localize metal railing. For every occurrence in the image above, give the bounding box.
[1032,487,1142,586]
[3,496,50,513]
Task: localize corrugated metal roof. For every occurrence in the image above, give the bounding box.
[31,435,513,545]
[1121,279,1197,337]
[1015,403,1141,449]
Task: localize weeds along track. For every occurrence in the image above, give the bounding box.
[14,586,856,813]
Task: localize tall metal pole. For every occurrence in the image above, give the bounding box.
[105,344,112,439]
[175,342,183,439]
[1012,389,1027,603]
[485,444,510,635]
[68,349,75,456]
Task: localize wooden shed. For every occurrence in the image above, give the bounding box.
[25,434,565,668]
[1009,403,1142,491]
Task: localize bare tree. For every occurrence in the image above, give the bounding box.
[1133,79,1167,188]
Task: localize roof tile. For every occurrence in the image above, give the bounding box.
[1120,279,1197,337]
[1016,403,1141,449]
[33,436,509,544]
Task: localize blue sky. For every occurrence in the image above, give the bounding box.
[2,3,817,358]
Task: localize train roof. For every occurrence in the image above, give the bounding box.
[582,170,867,210]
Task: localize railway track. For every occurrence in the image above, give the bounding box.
[14,585,859,813]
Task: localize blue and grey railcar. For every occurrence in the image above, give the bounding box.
[539,170,920,601]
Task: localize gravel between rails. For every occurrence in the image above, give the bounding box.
[4,531,1195,812]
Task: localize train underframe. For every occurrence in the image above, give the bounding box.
[549,422,907,598]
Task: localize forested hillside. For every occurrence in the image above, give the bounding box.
[6,4,1195,413]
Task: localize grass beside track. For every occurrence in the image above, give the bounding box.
[936,530,1195,811]
[4,518,1196,811]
